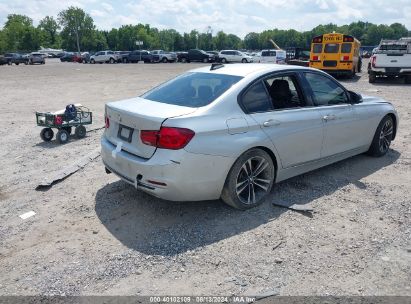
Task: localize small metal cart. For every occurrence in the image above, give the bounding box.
[36,104,93,144]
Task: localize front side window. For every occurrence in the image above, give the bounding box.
[324,43,339,53]
[304,73,348,106]
[241,81,273,113]
[341,43,352,53]
[142,72,242,108]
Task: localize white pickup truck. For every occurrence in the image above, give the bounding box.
[368,38,411,83]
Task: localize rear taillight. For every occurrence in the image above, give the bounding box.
[313,55,320,61]
[105,116,110,129]
[140,130,158,146]
[140,127,195,150]
[341,55,350,61]
[371,56,377,68]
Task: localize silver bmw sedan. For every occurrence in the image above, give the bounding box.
[101,64,398,209]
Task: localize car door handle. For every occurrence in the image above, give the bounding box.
[263,119,281,127]
[323,115,336,121]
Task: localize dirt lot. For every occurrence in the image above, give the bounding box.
[0,59,410,297]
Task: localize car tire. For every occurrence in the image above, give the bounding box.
[56,129,69,144]
[75,125,86,139]
[90,59,95,64]
[221,149,275,210]
[40,128,54,142]
[24,61,28,65]
[181,57,187,63]
[15,63,19,66]
[369,72,376,83]
[162,57,168,63]
[241,58,247,63]
[123,58,128,63]
[221,58,227,63]
[109,58,115,64]
[7,61,11,65]
[367,115,394,157]
[203,58,209,63]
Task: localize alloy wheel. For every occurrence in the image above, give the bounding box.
[379,119,393,153]
[235,156,272,205]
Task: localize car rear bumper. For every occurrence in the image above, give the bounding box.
[369,67,411,76]
[101,136,233,201]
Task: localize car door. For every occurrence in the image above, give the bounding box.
[302,72,362,157]
[242,72,324,168]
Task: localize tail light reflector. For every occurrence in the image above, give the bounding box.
[371,56,377,68]
[105,115,110,129]
[313,55,319,61]
[140,127,195,150]
[341,55,350,61]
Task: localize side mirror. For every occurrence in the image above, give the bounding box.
[348,91,363,104]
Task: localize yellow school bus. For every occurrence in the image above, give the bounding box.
[309,33,361,77]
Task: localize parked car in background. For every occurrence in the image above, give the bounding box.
[60,52,75,62]
[90,51,120,64]
[73,52,90,63]
[0,55,7,65]
[151,50,177,63]
[102,63,398,210]
[176,51,188,62]
[126,50,154,63]
[178,49,216,63]
[4,53,29,65]
[256,49,287,64]
[218,50,253,63]
[29,52,46,64]
[115,51,131,63]
[368,38,411,83]
[206,51,219,57]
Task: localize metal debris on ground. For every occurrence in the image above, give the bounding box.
[272,201,313,212]
[35,149,100,190]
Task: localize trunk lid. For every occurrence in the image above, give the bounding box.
[374,53,411,68]
[105,97,197,159]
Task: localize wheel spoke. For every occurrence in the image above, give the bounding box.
[236,179,248,195]
[253,179,269,191]
[250,184,256,204]
[253,159,268,177]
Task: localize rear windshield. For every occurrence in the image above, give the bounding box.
[341,43,352,53]
[312,44,322,53]
[325,43,339,53]
[142,72,243,107]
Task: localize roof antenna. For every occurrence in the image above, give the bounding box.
[210,63,224,71]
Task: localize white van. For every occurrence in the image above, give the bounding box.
[256,49,286,64]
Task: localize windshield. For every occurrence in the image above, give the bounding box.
[142,72,243,108]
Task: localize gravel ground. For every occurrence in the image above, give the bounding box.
[0,59,410,297]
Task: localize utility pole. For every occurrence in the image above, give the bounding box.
[74,15,81,54]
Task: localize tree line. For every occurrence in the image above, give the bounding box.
[0,6,410,53]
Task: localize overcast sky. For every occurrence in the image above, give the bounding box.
[1,0,410,37]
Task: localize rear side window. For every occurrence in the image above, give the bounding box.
[262,51,276,57]
[325,44,339,53]
[241,81,273,113]
[304,73,348,106]
[312,44,322,53]
[341,43,352,53]
[142,72,242,108]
